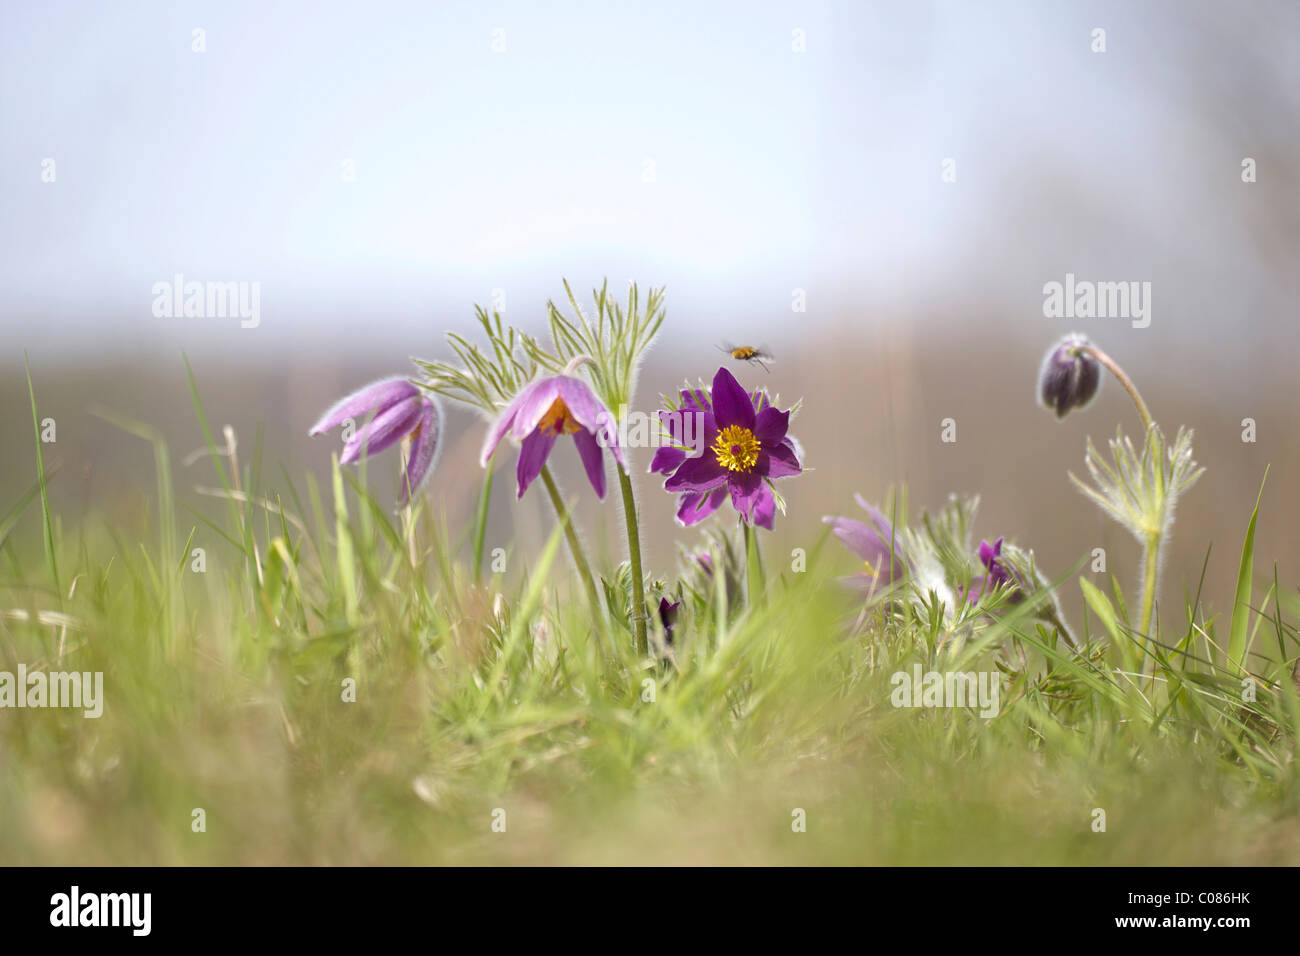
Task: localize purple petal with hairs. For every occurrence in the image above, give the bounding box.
[571,428,608,500]
[399,397,441,506]
[309,377,418,437]
[340,395,423,464]
[515,428,557,499]
[509,377,563,442]
[559,376,625,471]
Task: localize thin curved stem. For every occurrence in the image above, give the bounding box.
[539,465,603,628]
[1078,344,1154,434]
[1081,343,1164,658]
[616,467,648,655]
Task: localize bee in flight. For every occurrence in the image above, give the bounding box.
[719,343,773,372]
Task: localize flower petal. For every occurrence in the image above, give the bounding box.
[764,439,802,478]
[710,366,755,431]
[399,397,442,506]
[509,377,563,441]
[824,514,902,583]
[675,486,727,526]
[559,376,625,472]
[310,377,418,436]
[515,428,557,499]
[650,443,687,476]
[727,469,763,522]
[748,482,777,530]
[680,386,712,413]
[854,495,899,542]
[664,452,727,493]
[479,382,535,466]
[340,395,422,464]
[754,404,790,444]
[571,428,607,500]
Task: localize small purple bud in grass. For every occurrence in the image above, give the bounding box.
[309,376,441,506]
[978,537,1012,588]
[480,373,625,500]
[657,596,681,644]
[971,536,1025,607]
[1038,332,1101,420]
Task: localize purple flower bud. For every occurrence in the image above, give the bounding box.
[1038,333,1101,420]
[978,537,1012,588]
[657,596,681,644]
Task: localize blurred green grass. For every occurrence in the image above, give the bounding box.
[1,365,1298,866]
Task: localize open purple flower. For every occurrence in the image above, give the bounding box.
[309,377,441,506]
[824,494,906,590]
[652,367,801,530]
[480,373,625,499]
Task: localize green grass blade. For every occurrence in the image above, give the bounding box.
[24,352,59,593]
[1227,470,1267,675]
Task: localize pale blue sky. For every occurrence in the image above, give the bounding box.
[2,1,1296,374]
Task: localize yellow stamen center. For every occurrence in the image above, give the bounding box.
[712,424,761,473]
[538,398,582,437]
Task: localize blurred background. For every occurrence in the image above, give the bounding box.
[2,0,1297,622]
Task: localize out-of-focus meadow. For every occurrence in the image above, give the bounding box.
[4,0,1297,626]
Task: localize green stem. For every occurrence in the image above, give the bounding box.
[539,465,603,627]
[615,467,648,655]
[1083,343,1164,657]
[471,461,495,585]
[743,523,765,609]
[1138,533,1159,648]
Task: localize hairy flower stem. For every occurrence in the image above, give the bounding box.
[616,467,648,656]
[1139,534,1159,644]
[743,523,765,610]
[1077,344,1154,434]
[1081,343,1163,651]
[539,465,603,630]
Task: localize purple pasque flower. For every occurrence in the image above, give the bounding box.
[309,377,441,506]
[480,373,625,500]
[652,367,801,530]
[824,494,906,590]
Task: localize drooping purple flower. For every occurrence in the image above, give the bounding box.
[1038,332,1101,420]
[309,376,442,506]
[824,494,906,591]
[652,367,801,530]
[480,374,625,500]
